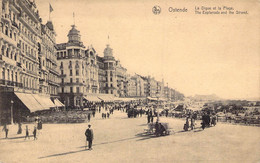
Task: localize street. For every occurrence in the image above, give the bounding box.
[0,110,260,163]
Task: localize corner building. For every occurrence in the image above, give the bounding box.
[57,25,99,109]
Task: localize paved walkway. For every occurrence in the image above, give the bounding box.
[0,110,260,163]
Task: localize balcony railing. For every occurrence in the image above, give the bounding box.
[0,79,23,88]
[16,62,22,68]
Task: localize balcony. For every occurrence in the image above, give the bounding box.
[11,20,19,29]
[26,69,38,76]
[16,62,22,68]
[0,79,23,88]
[0,55,17,67]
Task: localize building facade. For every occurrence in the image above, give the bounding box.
[39,21,59,98]
[103,44,117,96]
[57,25,99,108]
[57,25,86,108]
[115,60,127,97]
[0,0,59,124]
[96,55,105,94]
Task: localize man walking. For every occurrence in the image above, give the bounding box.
[2,124,9,138]
[33,126,37,140]
[25,125,30,140]
[85,124,94,150]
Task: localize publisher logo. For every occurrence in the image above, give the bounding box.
[152,6,161,15]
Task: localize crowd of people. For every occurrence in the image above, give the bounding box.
[1,101,220,148]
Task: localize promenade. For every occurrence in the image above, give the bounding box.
[0,110,260,163]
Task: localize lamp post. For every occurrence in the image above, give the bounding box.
[10,100,14,124]
[156,92,160,122]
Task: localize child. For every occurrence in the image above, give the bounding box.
[33,126,37,140]
[25,125,30,140]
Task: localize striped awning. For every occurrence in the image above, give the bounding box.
[15,93,45,112]
[32,94,56,109]
[84,95,102,102]
[54,99,65,107]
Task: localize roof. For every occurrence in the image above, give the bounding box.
[46,21,54,31]
[68,25,80,36]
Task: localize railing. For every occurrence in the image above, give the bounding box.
[0,79,23,88]
[16,62,22,68]
[11,20,19,29]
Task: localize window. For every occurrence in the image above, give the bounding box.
[2,68,5,80]
[5,26,8,35]
[76,87,79,93]
[1,47,4,55]
[7,69,10,80]
[110,78,113,82]
[70,78,73,83]
[61,79,64,83]
[70,69,72,76]
[111,84,113,87]
[60,62,63,68]
[10,30,12,38]
[110,71,113,76]
[61,70,63,75]
[76,78,79,83]
[70,87,73,93]
[6,48,9,57]
[76,69,79,76]
[61,87,64,93]
[15,72,17,82]
[104,63,108,69]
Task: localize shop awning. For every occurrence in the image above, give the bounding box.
[32,94,56,109]
[15,92,45,112]
[84,95,102,102]
[98,94,115,102]
[54,99,65,107]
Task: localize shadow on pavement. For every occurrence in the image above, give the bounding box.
[39,137,138,159]
[38,149,87,159]
[0,135,33,140]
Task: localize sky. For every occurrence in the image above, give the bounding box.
[35,0,260,100]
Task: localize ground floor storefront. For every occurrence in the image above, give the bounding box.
[0,87,64,125]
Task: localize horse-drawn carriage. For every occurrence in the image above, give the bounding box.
[144,122,172,136]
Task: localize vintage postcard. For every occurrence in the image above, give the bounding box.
[0,0,259,162]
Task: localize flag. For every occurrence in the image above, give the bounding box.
[50,3,54,13]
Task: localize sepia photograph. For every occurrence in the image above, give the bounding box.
[0,0,259,162]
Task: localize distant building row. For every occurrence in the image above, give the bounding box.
[0,0,184,116]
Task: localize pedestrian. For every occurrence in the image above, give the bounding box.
[17,122,22,134]
[33,126,37,140]
[2,124,9,138]
[25,125,30,140]
[87,113,91,122]
[183,117,189,131]
[85,124,94,150]
[151,114,154,123]
[191,118,195,130]
[37,119,42,130]
[92,110,96,118]
[107,112,110,118]
[155,121,160,136]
